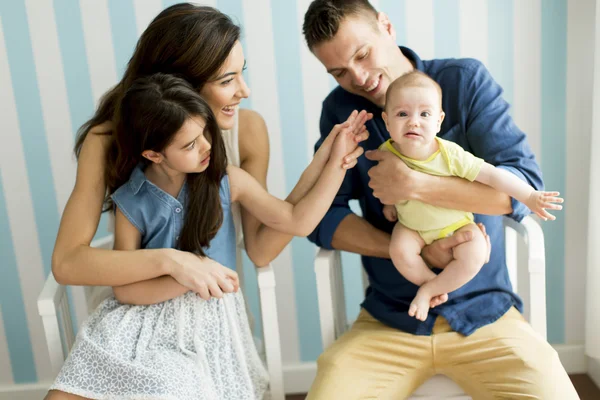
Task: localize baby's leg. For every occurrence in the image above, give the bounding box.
[389,223,435,286]
[412,224,487,321]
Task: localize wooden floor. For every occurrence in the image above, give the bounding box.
[285,374,600,400]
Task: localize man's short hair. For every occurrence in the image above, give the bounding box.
[302,0,378,51]
[385,71,443,111]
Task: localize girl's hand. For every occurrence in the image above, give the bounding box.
[330,110,372,167]
[315,110,372,169]
[168,249,239,300]
[526,191,564,221]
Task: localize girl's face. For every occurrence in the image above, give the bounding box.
[200,41,250,130]
[159,116,212,174]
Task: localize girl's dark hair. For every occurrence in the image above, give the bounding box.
[74,3,240,155]
[109,73,227,256]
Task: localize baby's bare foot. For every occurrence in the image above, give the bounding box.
[430,293,448,308]
[409,290,432,321]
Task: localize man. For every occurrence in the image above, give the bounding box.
[304,1,577,398]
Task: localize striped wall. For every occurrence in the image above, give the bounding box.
[0,0,572,387]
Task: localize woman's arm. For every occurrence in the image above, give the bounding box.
[111,208,191,305]
[51,126,238,297]
[52,127,172,286]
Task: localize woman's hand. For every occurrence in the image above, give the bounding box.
[315,110,372,169]
[167,249,239,300]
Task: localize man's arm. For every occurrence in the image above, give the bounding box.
[365,150,512,215]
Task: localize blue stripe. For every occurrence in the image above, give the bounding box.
[216,0,252,110]
[53,0,95,138]
[487,0,514,106]
[54,0,111,245]
[380,0,406,45]
[0,177,37,383]
[241,251,262,339]
[108,0,138,77]
[0,0,60,276]
[162,0,182,9]
[271,0,323,361]
[541,0,566,344]
[433,0,460,59]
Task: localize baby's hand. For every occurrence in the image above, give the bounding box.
[383,204,398,222]
[526,191,564,221]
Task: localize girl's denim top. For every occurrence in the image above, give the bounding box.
[111,165,237,270]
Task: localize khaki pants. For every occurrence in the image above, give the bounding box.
[307,308,578,400]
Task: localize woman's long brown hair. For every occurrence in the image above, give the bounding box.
[74,2,240,198]
[112,73,227,255]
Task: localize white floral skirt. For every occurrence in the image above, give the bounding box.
[50,290,270,400]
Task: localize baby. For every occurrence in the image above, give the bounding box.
[380,71,563,321]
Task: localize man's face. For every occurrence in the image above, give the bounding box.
[312,14,406,107]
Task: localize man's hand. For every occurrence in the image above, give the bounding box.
[365,149,419,205]
[421,223,491,269]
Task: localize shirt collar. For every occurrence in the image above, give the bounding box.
[399,46,425,72]
[128,164,147,195]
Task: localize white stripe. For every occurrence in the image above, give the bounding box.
[297,0,333,165]
[0,310,14,385]
[369,0,380,11]
[242,0,301,363]
[404,0,434,60]
[79,0,119,105]
[565,0,594,345]
[459,0,489,66]
[24,0,75,215]
[513,0,542,161]
[0,20,52,381]
[132,0,163,37]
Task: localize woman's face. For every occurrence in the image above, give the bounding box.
[200,41,250,130]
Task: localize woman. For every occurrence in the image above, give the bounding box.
[51,3,365,297]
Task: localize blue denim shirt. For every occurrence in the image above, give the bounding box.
[111,165,237,270]
[308,47,543,336]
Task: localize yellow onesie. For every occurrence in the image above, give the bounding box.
[379,137,484,245]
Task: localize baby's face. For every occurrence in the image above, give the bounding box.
[384,86,444,148]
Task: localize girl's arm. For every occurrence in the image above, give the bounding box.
[51,126,238,297]
[476,163,563,220]
[229,124,359,236]
[112,208,237,305]
[110,208,186,305]
[239,110,369,266]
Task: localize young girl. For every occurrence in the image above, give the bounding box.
[48,73,371,400]
[380,71,563,322]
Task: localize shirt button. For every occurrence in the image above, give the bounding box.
[175,207,181,213]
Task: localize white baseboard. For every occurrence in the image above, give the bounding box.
[588,356,600,388]
[0,345,587,398]
[555,344,587,374]
[0,381,50,400]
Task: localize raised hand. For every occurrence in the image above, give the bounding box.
[526,191,564,221]
[315,110,372,169]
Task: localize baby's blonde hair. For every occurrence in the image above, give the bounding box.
[384,70,442,111]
